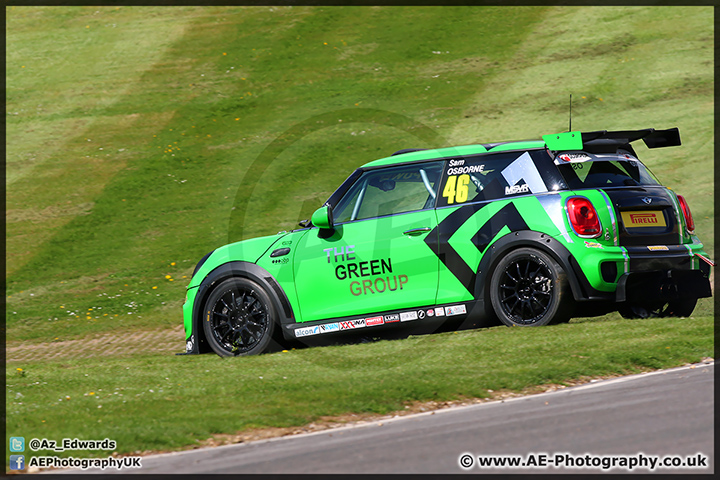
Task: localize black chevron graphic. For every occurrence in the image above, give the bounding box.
[425,202,529,295]
[472,203,529,254]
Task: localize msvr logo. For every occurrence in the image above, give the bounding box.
[505,184,529,195]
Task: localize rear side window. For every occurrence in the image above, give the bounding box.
[556,158,660,189]
[436,150,564,207]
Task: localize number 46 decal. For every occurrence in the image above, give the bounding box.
[442,174,470,204]
[442,152,549,205]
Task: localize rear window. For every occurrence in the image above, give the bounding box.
[556,158,660,189]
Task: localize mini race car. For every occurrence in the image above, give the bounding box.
[181,127,713,357]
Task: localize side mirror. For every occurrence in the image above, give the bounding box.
[311,205,334,229]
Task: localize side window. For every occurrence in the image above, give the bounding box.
[333,162,443,223]
[437,150,562,207]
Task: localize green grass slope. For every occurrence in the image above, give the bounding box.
[6,6,713,339]
[6,316,714,458]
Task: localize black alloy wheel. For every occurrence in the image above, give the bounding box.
[203,277,276,356]
[490,248,573,327]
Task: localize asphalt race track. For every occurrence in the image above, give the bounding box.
[57,362,713,475]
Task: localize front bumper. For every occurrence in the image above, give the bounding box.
[177,286,200,355]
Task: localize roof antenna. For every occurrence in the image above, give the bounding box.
[568,93,573,132]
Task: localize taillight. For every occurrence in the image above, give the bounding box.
[677,194,695,234]
[567,197,601,237]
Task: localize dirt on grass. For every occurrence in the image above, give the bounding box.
[5,325,186,363]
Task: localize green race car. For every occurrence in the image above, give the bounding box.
[182,127,713,357]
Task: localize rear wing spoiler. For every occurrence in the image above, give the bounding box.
[542,128,681,153]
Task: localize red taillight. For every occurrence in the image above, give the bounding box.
[677,194,695,234]
[567,197,601,237]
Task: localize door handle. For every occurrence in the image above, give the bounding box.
[403,227,432,236]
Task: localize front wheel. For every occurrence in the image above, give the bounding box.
[490,248,574,327]
[203,277,277,357]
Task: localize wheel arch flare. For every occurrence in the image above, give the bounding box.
[183,261,294,355]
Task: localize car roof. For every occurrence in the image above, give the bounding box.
[361,127,680,169]
[361,140,545,168]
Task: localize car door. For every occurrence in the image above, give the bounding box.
[293,161,443,322]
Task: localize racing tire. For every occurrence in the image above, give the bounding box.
[490,247,574,327]
[203,277,277,357]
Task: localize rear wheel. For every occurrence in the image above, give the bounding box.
[490,248,574,327]
[203,277,276,357]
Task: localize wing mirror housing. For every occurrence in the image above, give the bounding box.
[311,205,334,229]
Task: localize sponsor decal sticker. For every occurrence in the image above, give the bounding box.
[324,245,411,297]
[647,245,670,251]
[584,241,604,249]
[400,311,418,322]
[295,326,321,338]
[319,322,340,333]
[383,313,400,323]
[340,319,366,330]
[621,211,666,227]
[445,304,467,316]
[557,153,591,163]
[365,316,384,326]
[417,310,426,319]
[504,183,530,195]
[427,309,434,317]
[434,307,445,317]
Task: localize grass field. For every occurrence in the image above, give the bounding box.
[6,316,714,458]
[5,5,714,464]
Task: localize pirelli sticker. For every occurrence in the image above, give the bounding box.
[621,211,666,228]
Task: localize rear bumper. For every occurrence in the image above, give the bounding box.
[616,268,712,303]
[568,240,712,302]
[616,244,713,302]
